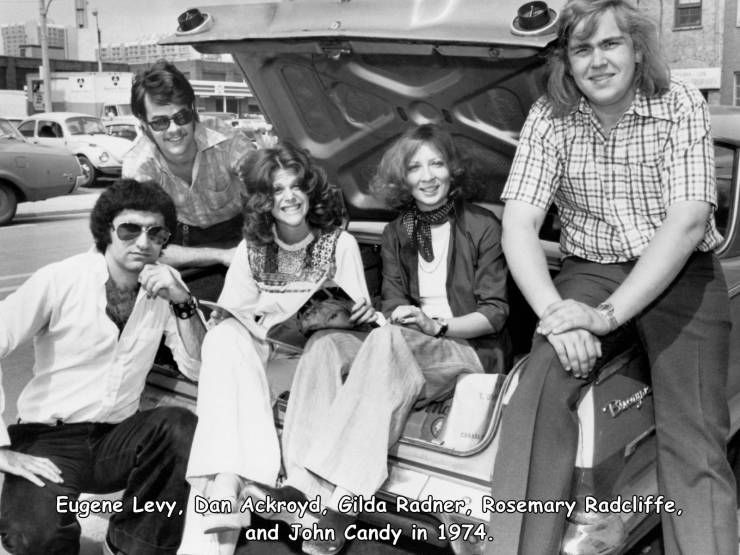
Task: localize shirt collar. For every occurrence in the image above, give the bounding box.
[573,87,673,122]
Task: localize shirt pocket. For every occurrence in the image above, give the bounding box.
[626,161,665,216]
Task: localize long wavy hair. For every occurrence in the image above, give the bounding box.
[370,124,466,210]
[241,143,345,245]
[546,0,670,117]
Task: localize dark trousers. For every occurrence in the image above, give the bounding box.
[171,213,243,248]
[488,253,737,555]
[0,407,196,555]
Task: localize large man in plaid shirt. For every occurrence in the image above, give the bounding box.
[488,0,736,554]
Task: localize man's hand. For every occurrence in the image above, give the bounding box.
[349,298,377,326]
[138,264,190,303]
[0,448,63,487]
[537,299,613,336]
[545,329,602,378]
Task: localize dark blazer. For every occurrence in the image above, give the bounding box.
[380,200,511,373]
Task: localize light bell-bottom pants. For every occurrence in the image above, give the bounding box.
[179,318,277,555]
[282,324,484,500]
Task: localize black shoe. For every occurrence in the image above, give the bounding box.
[242,483,318,526]
[102,536,123,555]
[302,508,356,555]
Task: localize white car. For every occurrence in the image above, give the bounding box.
[17,112,132,187]
[103,115,143,142]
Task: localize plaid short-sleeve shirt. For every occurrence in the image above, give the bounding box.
[502,79,722,263]
[122,118,254,228]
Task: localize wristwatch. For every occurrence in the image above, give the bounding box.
[171,294,198,320]
[595,302,619,332]
[433,318,449,338]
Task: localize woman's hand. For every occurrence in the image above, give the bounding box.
[206,306,231,330]
[389,305,439,336]
[349,298,378,326]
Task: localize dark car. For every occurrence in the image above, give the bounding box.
[142,2,740,554]
[0,117,85,225]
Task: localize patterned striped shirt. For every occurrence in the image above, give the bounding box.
[502,79,722,263]
[122,118,253,228]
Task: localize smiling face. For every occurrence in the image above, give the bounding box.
[405,142,452,212]
[270,168,311,240]
[143,94,197,164]
[567,8,641,126]
[105,209,165,278]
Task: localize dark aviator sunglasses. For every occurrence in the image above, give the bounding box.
[113,222,171,245]
[147,108,194,132]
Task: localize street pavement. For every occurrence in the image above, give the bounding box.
[0,188,108,555]
[14,187,101,219]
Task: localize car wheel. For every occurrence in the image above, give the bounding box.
[0,182,18,226]
[76,155,97,187]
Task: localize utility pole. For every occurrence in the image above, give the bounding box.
[39,0,54,112]
[92,8,102,72]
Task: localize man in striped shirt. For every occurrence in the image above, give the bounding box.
[489,1,736,554]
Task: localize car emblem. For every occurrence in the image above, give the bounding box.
[602,386,652,418]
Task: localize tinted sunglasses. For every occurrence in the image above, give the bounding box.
[147,108,194,132]
[113,222,171,245]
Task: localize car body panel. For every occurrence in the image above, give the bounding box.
[0,117,83,204]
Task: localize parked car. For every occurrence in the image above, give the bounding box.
[142,2,740,554]
[103,115,142,142]
[17,112,132,187]
[0,117,85,225]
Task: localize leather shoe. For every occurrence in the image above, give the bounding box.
[101,536,123,555]
[242,482,318,526]
[302,508,356,555]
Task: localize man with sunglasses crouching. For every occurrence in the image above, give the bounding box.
[123,60,254,269]
[0,179,205,554]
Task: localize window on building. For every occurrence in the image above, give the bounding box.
[735,73,740,107]
[675,0,702,28]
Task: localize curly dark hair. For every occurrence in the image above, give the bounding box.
[131,59,199,122]
[90,179,177,253]
[240,143,345,246]
[370,124,466,210]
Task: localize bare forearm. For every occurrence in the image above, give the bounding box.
[159,244,235,269]
[606,208,708,325]
[175,315,205,360]
[502,223,560,317]
[446,312,495,339]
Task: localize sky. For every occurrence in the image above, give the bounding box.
[0,0,247,43]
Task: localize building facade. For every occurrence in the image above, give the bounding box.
[99,37,229,65]
[1,21,69,59]
[721,0,740,105]
[640,0,724,104]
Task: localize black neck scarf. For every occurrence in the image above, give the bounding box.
[401,200,454,262]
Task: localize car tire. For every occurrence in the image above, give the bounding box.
[76,155,97,187]
[0,182,18,226]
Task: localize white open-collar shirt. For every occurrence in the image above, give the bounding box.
[0,250,200,445]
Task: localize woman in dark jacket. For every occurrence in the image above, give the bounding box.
[245,124,510,555]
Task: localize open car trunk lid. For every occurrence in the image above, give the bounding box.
[163,0,565,220]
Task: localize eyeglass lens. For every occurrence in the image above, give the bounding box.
[115,222,171,244]
[148,108,194,131]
